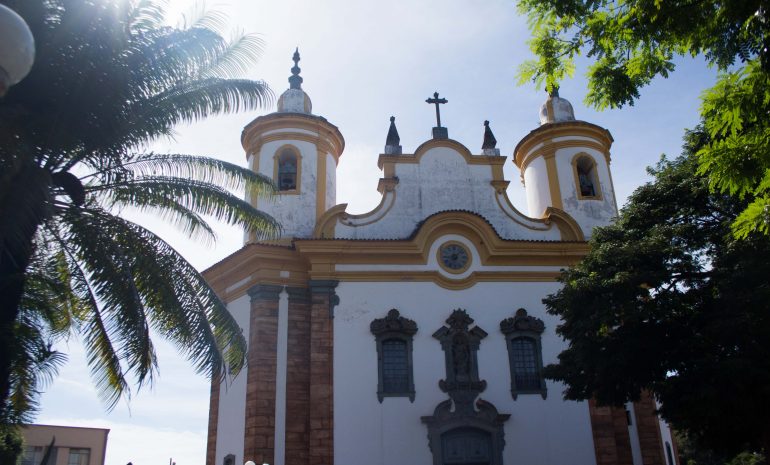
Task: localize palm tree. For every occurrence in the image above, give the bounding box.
[0,0,279,423]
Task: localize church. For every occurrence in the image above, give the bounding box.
[203,50,678,465]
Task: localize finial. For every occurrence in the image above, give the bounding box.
[548,85,560,98]
[289,47,303,90]
[482,120,500,155]
[384,116,402,155]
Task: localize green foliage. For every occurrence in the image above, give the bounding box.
[0,424,23,465]
[677,431,767,465]
[0,0,278,423]
[543,137,770,453]
[517,0,770,236]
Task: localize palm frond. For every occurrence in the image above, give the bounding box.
[92,175,280,239]
[91,184,218,244]
[59,208,158,390]
[120,153,276,196]
[200,33,266,79]
[70,207,246,380]
[126,0,169,32]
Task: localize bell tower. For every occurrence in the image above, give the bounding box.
[241,49,345,241]
[514,89,618,238]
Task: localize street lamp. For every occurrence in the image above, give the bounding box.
[0,4,35,96]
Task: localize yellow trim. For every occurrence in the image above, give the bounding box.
[313,188,398,237]
[207,211,589,299]
[571,153,603,201]
[436,240,473,274]
[543,150,564,210]
[202,244,310,302]
[377,177,399,194]
[314,203,347,238]
[513,120,613,168]
[316,149,327,221]
[273,144,302,195]
[378,138,507,173]
[242,113,345,164]
[331,270,563,290]
[543,207,585,241]
[247,153,260,243]
[518,139,610,175]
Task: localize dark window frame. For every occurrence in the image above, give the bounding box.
[370,309,417,402]
[500,308,547,400]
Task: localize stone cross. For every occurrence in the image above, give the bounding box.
[426,92,448,127]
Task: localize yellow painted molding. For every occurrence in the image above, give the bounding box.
[316,148,327,221]
[377,176,399,194]
[543,150,564,210]
[543,207,585,241]
[313,203,348,238]
[241,113,345,163]
[513,120,613,168]
[378,138,507,171]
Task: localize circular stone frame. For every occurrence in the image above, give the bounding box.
[436,241,472,275]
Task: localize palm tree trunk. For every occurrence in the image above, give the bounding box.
[0,227,35,422]
[0,161,49,421]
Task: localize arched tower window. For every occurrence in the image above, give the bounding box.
[573,154,602,199]
[274,146,300,192]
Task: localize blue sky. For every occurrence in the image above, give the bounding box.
[36,0,718,464]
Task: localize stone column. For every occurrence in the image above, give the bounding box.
[205,377,221,465]
[243,284,282,465]
[634,392,666,465]
[285,287,311,465]
[308,280,338,465]
[588,399,634,465]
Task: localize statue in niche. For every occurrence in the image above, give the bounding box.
[452,333,471,382]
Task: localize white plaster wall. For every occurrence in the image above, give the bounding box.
[554,146,617,238]
[523,156,551,217]
[333,278,597,465]
[215,294,251,465]
[257,138,319,238]
[627,402,643,465]
[332,146,561,241]
[326,152,336,211]
[658,414,677,465]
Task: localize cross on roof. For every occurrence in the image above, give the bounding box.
[426,92,448,128]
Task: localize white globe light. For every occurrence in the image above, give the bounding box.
[244,461,256,465]
[0,4,35,95]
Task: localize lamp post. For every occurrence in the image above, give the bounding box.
[0,4,35,96]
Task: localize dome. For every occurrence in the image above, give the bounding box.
[539,89,575,125]
[277,48,312,114]
[277,88,312,113]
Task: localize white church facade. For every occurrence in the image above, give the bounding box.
[203,51,679,465]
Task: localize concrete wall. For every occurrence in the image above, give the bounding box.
[333,277,597,465]
[22,424,109,465]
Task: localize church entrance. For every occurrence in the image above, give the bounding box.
[441,427,492,465]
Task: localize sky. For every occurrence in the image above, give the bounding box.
[35,0,719,464]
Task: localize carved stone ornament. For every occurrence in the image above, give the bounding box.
[432,309,488,413]
[421,399,510,465]
[499,308,545,335]
[370,308,418,336]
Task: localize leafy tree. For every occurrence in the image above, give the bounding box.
[676,431,766,465]
[517,0,770,238]
[0,0,279,425]
[542,132,770,454]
